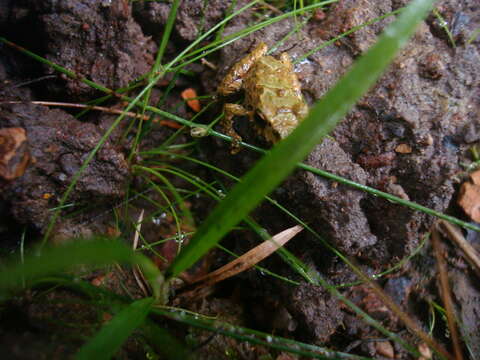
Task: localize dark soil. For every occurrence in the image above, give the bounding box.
[1,0,480,359]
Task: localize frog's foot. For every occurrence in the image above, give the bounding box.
[223,103,252,154]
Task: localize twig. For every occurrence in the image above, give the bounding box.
[431,224,463,360]
[438,220,480,276]
[345,256,453,360]
[2,100,151,120]
[132,210,150,297]
[258,0,283,15]
[200,58,217,71]
[0,75,57,91]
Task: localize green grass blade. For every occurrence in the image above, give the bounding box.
[30,276,188,359]
[0,239,164,301]
[75,297,154,360]
[153,307,373,360]
[154,0,180,67]
[166,0,437,278]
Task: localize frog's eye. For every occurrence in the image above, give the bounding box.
[279,53,294,68]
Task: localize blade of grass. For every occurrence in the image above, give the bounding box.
[31,275,189,359]
[431,226,463,360]
[166,0,439,279]
[75,297,154,360]
[0,239,164,301]
[213,0,238,42]
[153,307,374,360]
[154,0,180,67]
[297,162,480,232]
[294,8,403,64]
[432,8,456,47]
[32,274,129,303]
[137,0,181,157]
[466,27,480,44]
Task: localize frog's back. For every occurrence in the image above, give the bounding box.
[245,56,297,92]
[244,55,307,138]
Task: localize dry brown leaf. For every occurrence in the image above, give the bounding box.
[470,169,480,186]
[458,181,480,222]
[417,343,432,360]
[395,143,412,154]
[172,225,303,306]
[0,127,30,180]
[375,341,394,358]
[191,225,303,287]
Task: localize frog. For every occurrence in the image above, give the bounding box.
[217,42,309,153]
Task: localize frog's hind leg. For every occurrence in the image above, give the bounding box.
[222,103,252,153]
[217,42,268,96]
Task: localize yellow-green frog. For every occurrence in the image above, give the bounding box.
[218,42,309,152]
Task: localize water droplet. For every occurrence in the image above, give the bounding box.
[191,127,208,138]
[175,232,186,244]
[438,19,448,27]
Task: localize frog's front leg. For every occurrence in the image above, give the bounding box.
[217,42,268,96]
[222,103,253,154]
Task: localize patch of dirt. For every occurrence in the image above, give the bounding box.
[0,286,148,359]
[133,0,251,42]
[1,0,480,359]
[3,0,157,101]
[0,91,129,232]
